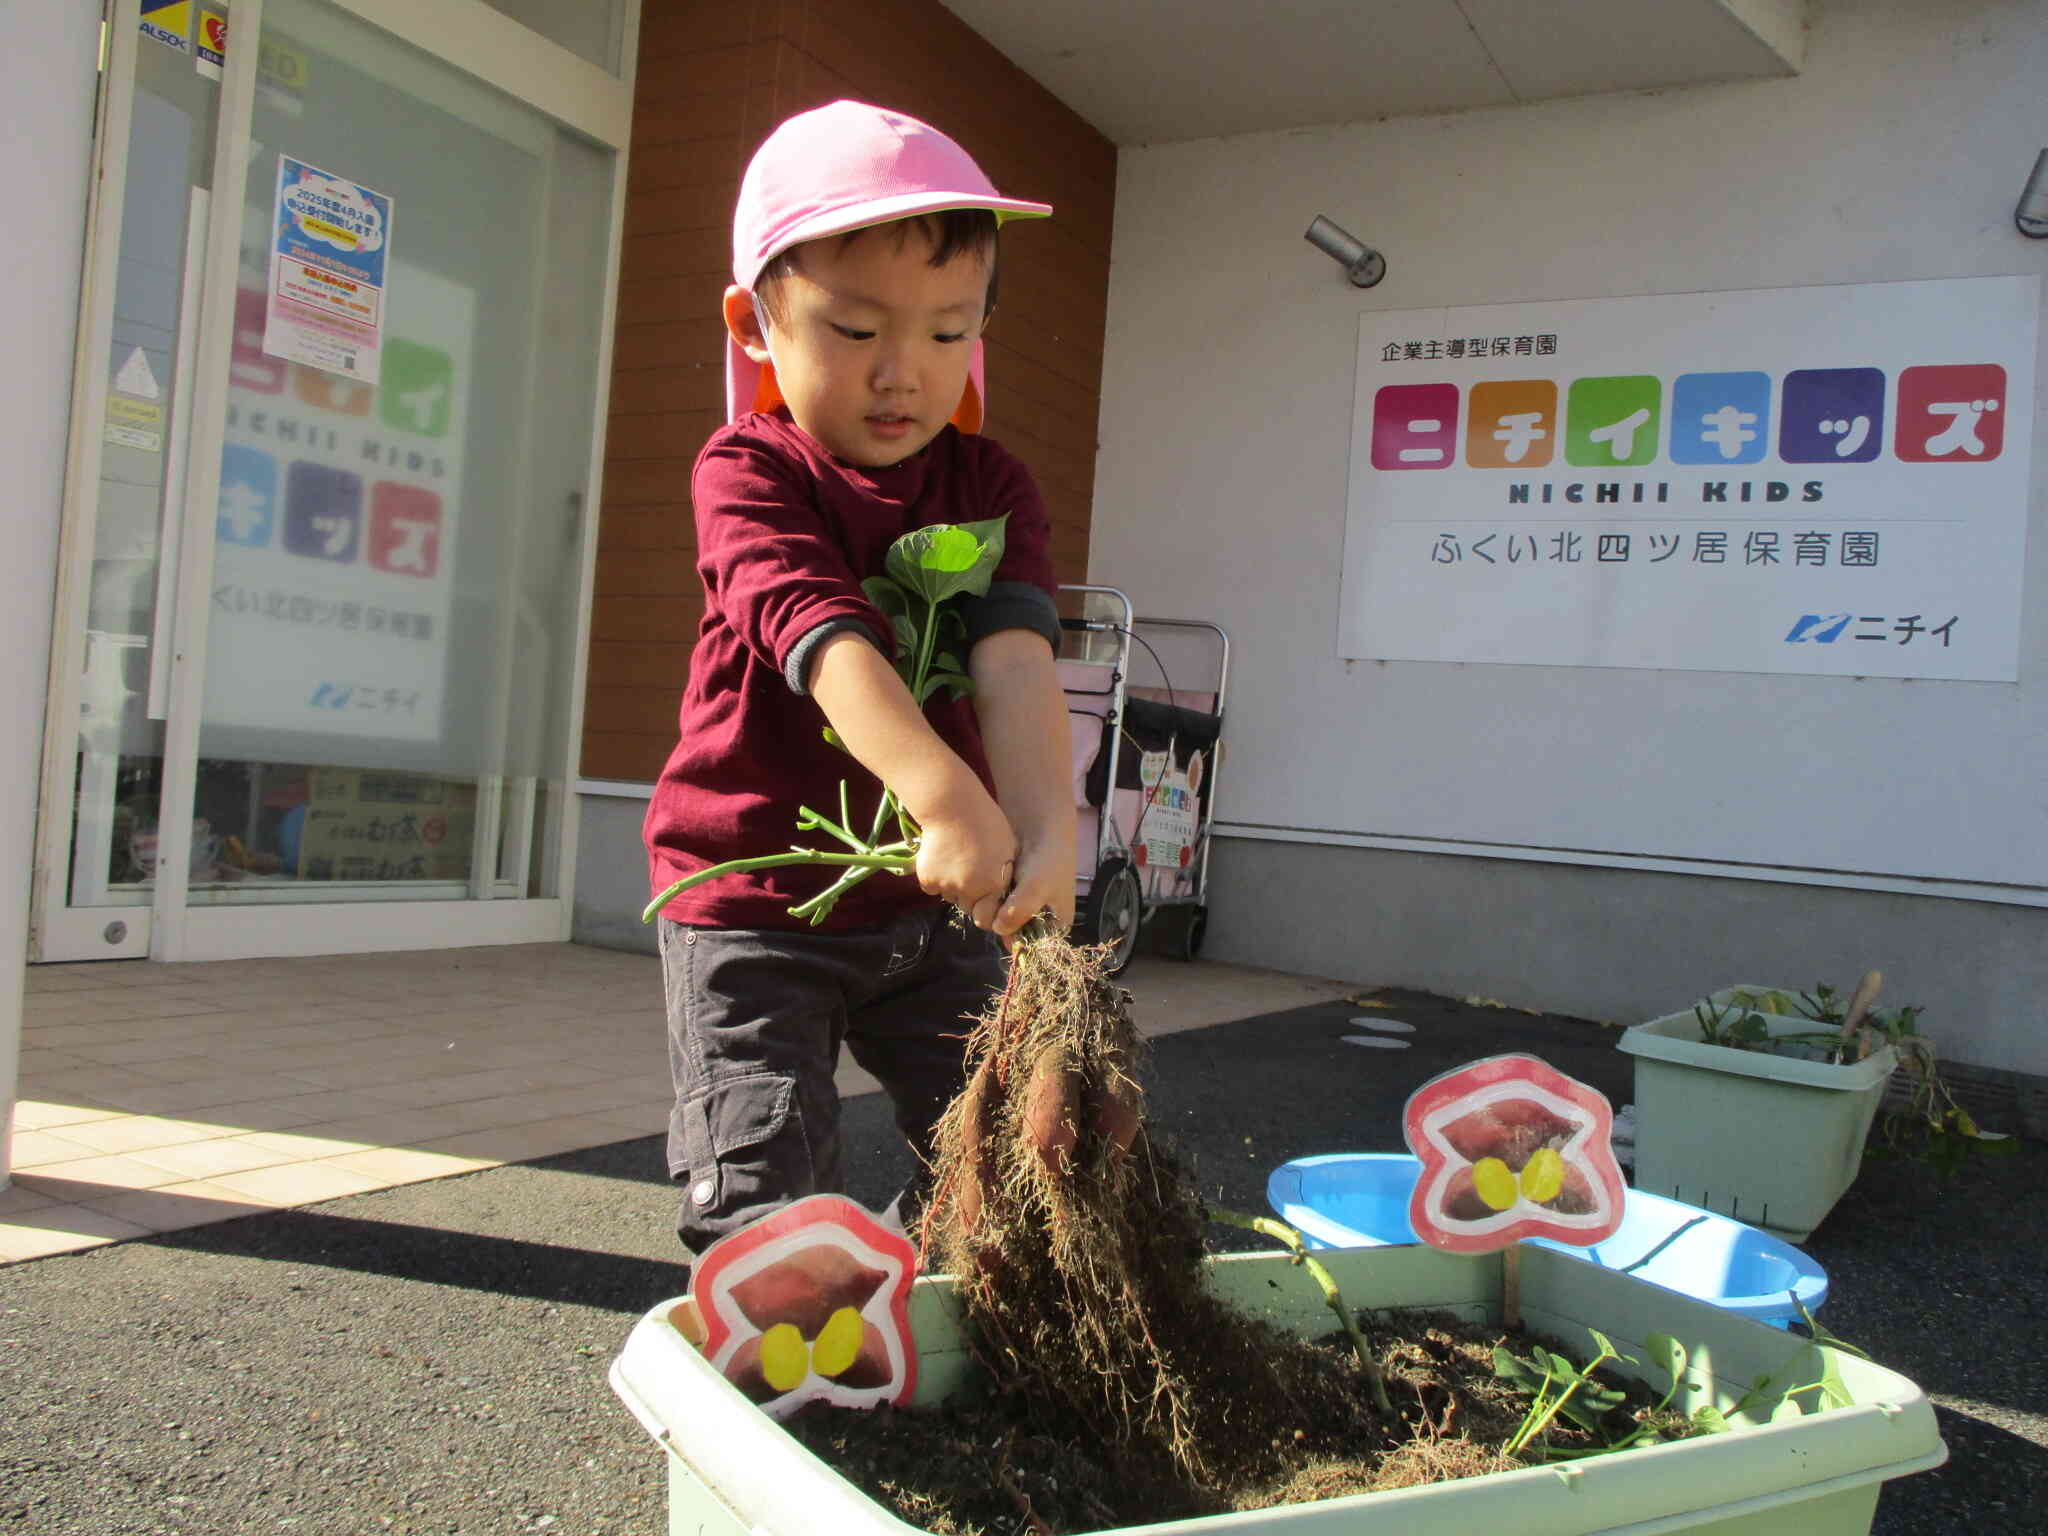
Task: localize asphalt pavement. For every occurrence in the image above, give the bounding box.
[4,987,2040,1534]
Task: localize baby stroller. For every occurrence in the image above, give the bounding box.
[1057,585,1230,976]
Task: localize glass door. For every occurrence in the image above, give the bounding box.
[33,4,225,959]
[34,0,629,962]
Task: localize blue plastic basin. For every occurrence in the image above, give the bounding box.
[1267,1152,1828,1329]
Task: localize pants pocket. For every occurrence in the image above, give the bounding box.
[676,1071,811,1248]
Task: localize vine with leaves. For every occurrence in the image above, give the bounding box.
[643,516,1028,930]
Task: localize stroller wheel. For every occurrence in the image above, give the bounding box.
[1078,858,1143,976]
[1176,905,1208,962]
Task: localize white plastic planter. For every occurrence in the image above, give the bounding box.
[1619,988,1899,1242]
[610,1244,1943,1536]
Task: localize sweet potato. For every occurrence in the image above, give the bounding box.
[1022,1052,1079,1176]
[1092,1072,1143,1156]
[949,1053,998,1231]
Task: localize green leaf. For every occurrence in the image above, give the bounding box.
[926,525,983,572]
[1691,1404,1732,1434]
[918,670,973,703]
[1552,1401,1602,1434]
[1770,1396,1807,1422]
[1817,1359,1852,1409]
[1796,1299,1870,1359]
[860,576,911,619]
[1558,1380,1626,1432]
[884,516,1009,604]
[888,612,918,658]
[1641,1333,1689,1412]
[1644,1333,1685,1377]
[1493,1347,1547,1395]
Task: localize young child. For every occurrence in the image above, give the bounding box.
[643,100,1076,1257]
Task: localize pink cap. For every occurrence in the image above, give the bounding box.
[725,100,1052,428]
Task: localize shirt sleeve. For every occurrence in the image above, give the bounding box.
[783,616,882,695]
[965,582,1062,653]
[691,430,890,687]
[962,438,1062,653]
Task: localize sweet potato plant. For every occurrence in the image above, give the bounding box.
[645,521,1387,1493]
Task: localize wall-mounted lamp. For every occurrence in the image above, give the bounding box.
[2017,150,2048,238]
[1305,214,1386,287]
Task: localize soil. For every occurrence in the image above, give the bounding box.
[786,1309,1664,1534]
[837,932,1685,1534]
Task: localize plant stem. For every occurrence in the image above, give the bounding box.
[1207,1206,1395,1417]
[639,525,1022,932]
[787,863,884,923]
[868,786,896,847]
[642,846,915,924]
[1504,1342,1615,1456]
[795,804,868,853]
[915,593,941,699]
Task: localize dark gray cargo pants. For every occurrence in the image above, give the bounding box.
[659,905,1003,1256]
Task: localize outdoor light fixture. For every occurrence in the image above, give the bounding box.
[2017,149,2048,238]
[1306,214,1385,287]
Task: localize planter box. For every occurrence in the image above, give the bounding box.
[610,1244,1943,1536]
[1619,988,1899,1242]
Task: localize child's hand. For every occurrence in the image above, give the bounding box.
[991,836,1074,941]
[914,790,1019,931]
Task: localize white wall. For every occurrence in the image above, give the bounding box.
[1089,0,2048,1073]
[574,791,659,958]
[3,6,101,1181]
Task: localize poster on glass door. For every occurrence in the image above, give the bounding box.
[1339,275,2038,682]
[208,222,470,749]
[263,155,391,384]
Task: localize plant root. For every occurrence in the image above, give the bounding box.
[920,928,1385,1488]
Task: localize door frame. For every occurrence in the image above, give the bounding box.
[31,0,635,963]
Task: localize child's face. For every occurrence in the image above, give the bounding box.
[727,224,990,467]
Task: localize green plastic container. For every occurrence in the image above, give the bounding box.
[610,1243,1943,1536]
[1620,988,1899,1241]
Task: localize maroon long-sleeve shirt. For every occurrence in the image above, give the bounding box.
[643,409,1059,930]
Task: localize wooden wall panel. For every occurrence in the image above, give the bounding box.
[582,0,1116,782]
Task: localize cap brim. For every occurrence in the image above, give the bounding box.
[748,192,1052,286]
[785,190,1051,242]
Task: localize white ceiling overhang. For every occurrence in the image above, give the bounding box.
[939,0,1808,147]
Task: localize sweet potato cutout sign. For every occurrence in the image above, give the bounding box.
[1402,1053,1625,1254]
[685,1194,918,1418]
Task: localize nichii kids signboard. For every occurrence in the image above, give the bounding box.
[1341,276,2037,682]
